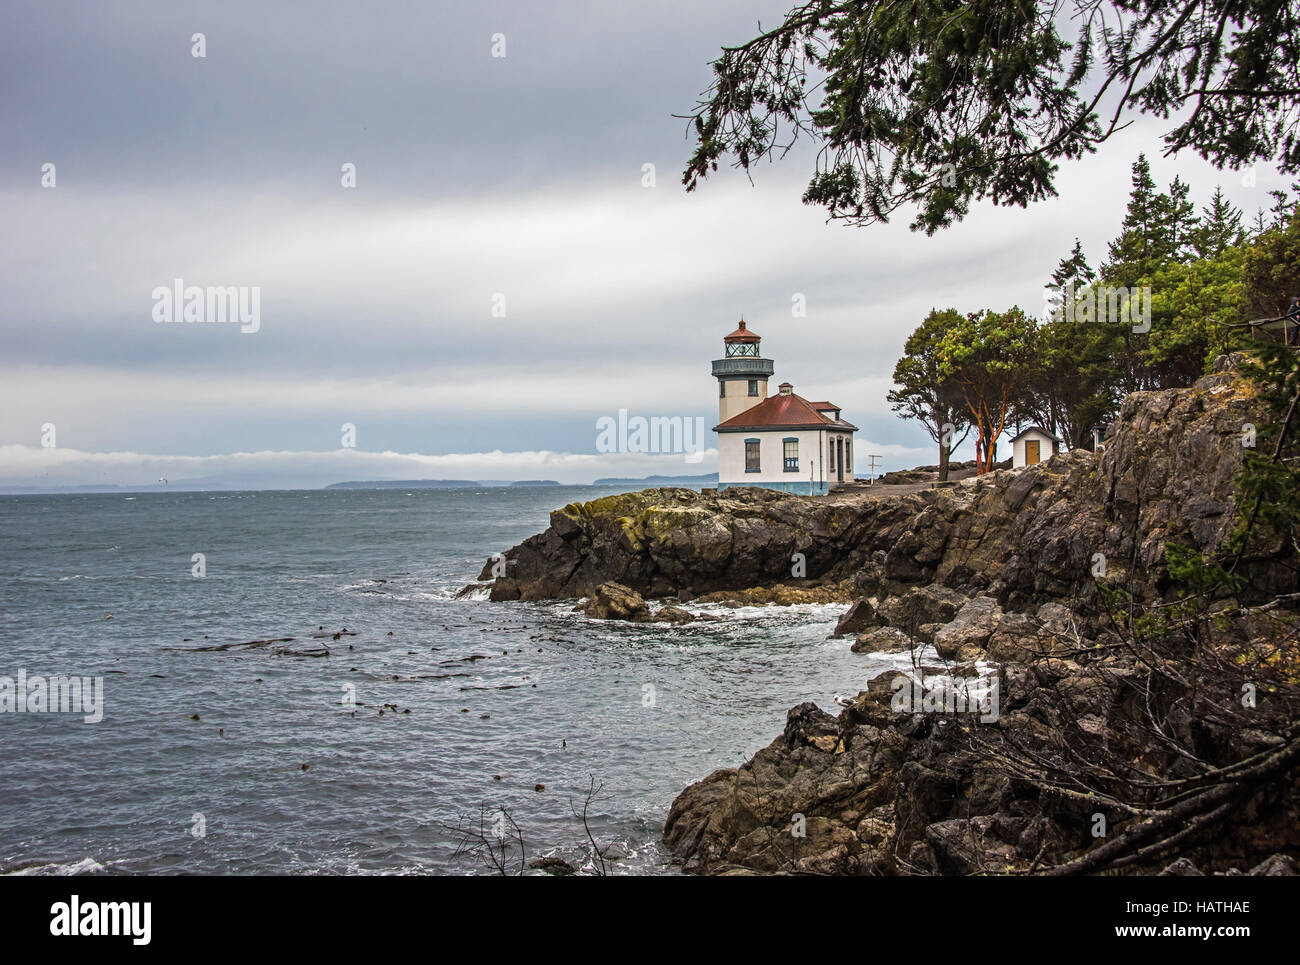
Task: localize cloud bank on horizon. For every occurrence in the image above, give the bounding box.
[1,0,1289,488]
[0,441,938,490]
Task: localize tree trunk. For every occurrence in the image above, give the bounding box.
[938,442,950,481]
[974,418,995,474]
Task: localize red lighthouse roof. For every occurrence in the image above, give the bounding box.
[723,319,761,343]
[714,388,858,432]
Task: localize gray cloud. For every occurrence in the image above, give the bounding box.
[1,1,1290,484]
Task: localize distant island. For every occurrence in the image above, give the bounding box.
[0,476,717,496]
[325,478,561,490]
[592,473,718,486]
[325,479,482,489]
[0,484,131,494]
[325,476,713,490]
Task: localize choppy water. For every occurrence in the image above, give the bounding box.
[0,486,887,875]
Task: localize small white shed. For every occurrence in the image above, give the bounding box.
[1010,426,1063,468]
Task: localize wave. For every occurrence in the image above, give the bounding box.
[2,856,106,876]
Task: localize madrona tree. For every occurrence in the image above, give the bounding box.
[887,309,971,480]
[936,307,1037,473]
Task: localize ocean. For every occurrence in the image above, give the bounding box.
[0,486,872,875]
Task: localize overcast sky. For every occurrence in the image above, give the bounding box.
[1,0,1289,489]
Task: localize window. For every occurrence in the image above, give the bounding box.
[747,379,758,396]
[783,438,799,472]
[719,381,726,398]
[827,435,835,472]
[845,440,852,473]
[744,439,761,472]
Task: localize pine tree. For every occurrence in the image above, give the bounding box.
[1190,186,1244,258]
[685,3,1300,235]
[1104,155,1162,286]
[1243,195,1300,319]
[1047,238,1096,319]
[1159,175,1200,261]
[1251,185,1297,236]
[1269,188,1294,229]
[1051,238,1095,290]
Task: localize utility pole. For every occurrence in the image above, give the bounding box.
[867,454,883,484]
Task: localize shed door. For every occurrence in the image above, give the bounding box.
[1025,440,1040,465]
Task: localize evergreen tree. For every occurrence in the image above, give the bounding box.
[1144,246,1251,385]
[1018,318,1118,449]
[1158,175,1200,261]
[1250,186,1297,237]
[1268,188,1294,230]
[1046,238,1095,318]
[684,2,1300,234]
[1050,238,1095,290]
[1104,155,1163,286]
[1190,186,1244,259]
[1243,197,1300,320]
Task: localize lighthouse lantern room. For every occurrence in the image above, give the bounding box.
[712,320,775,424]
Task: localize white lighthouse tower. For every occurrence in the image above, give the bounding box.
[712,320,774,422]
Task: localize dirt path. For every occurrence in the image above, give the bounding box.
[832,466,979,500]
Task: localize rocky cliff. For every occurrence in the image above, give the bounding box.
[662,660,1300,875]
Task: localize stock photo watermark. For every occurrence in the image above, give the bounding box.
[50,896,150,945]
[0,670,103,723]
[595,409,707,463]
[1045,282,1152,333]
[152,279,261,333]
[890,673,1000,723]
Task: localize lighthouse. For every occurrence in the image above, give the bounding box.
[711,320,857,494]
[712,320,774,423]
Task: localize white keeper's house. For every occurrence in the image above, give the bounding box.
[1010,426,1064,468]
[712,320,857,494]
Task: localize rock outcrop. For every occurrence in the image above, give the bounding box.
[574,581,708,624]
[849,626,915,653]
[832,599,877,637]
[574,581,651,621]
[663,643,1300,875]
[932,596,1002,660]
[479,485,887,602]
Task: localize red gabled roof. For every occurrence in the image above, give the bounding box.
[723,319,761,343]
[808,401,840,411]
[715,391,857,431]
[1009,425,1064,443]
